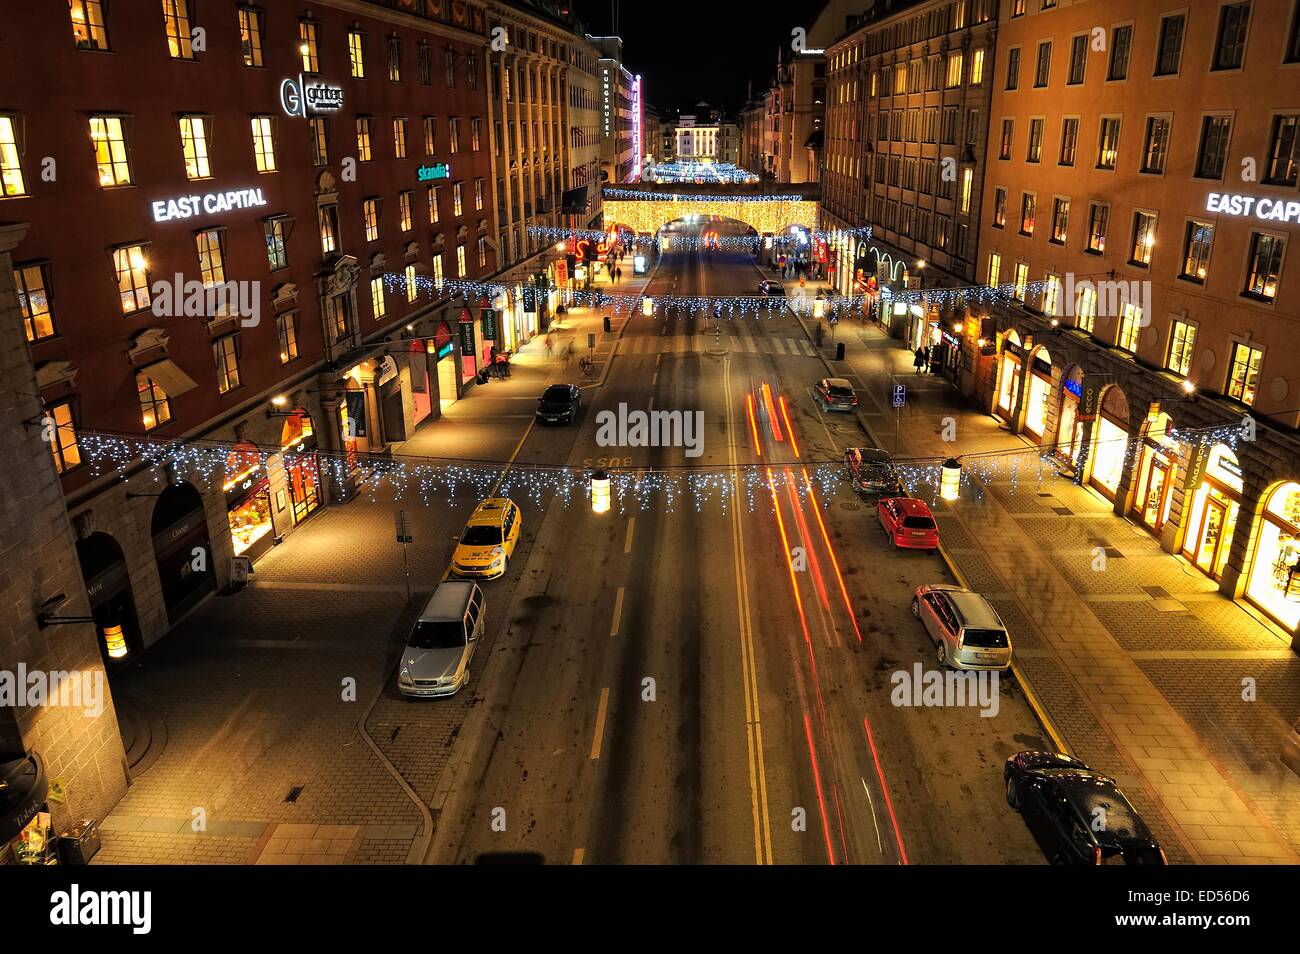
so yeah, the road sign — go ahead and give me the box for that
[892,383,907,408]
[587,332,596,350]
[395,510,414,544]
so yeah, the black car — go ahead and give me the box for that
[758,280,786,297]
[1004,751,1167,865]
[535,384,580,425]
[844,447,904,496]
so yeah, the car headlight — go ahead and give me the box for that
[399,670,413,685]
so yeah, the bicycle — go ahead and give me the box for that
[579,355,596,377]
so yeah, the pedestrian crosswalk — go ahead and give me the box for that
[616,333,817,357]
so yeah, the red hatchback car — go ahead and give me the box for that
[877,497,940,550]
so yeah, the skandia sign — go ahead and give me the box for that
[417,162,451,182]
[151,188,268,222]
[280,74,344,117]
[1206,191,1300,225]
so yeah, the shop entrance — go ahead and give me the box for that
[1023,347,1052,441]
[1245,481,1300,634]
[1056,366,1084,465]
[1181,443,1242,581]
[409,339,432,425]
[281,411,322,525]
[150,482,215,623]
[225,441,274,561]
[1088,386,1130,501]
[1131,412,1177,535]
[996,332,1023,419]
[434,320,458,412]
[76,531,141,663]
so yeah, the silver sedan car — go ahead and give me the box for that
[910,584,1013,670]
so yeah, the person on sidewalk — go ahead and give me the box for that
[564,340,574,367]
[615,266,622,285]
[545,333,554,358]
[913,346,927,375]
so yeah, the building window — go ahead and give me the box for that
[1086,202,1109,254]
[15,262,55,341]
[1226,342,1263,405]
[356,117,373,162]
[1265,114,1299,186]
[239,7,263,67]
[453,182,463,217]
[399,190,413,231]
[310,117,329,166]
[299,20,319,74]
[162,0,194,59]
[1013,262,1029,301]
[1140,116,1171,174]
[1026,118,1043,162]
[1168,320,1196,376]
[1034,41,1051,87]
[277,311,299,363]
[449,118,461,154]
[445,48,456,88]
[1043,274,1061,317]
[213,335,241,394]
[325,295,348,342]
[89,115,132,186]
[1117,303,1142,353]
[1051,197,1069,244]
[456,245,467,277]
[971,48,985,85]
[1288,4,1300,63]
[1096,117,1120,170]
[349,29,365,78]
[1130,211,1157,266]
[1195,115,1232,179]
[1006,47,1020,90]
[46,400,81,474]
[137,370,171,430]
[393,117,408,159]
[993,187,1007,228]
[1180,221,1214,283]
[1067,34,1087,84]
[1075,284,1096,332]
[70,1,110,50]
[467,51,477,90]
[987,251,1001,287]
[363,198,380,242]
[1058,117,1078,166]
[319,203,338,255]
[998,118,1013,160]
[478,236,487,269]
[1243,232,1284,301]
[195,228,225,286]
[371,275,386,319]
[1155,14,1185,76]
[1019,192,1036,236]
[1108,23,1133,80]
[474,178,484,212]
[178,114,212,180]
[1212,2,1251,71]
[428,185,439,224]
[419,41,431,86]
[388,35,402,82]
[471,118,482,152]
[114,244,151,313]
[405,264,418,302]
[432,253,444,286]
[251,115,276,172]
[263,216,289,271]
[424,116,437,155]
[946,51,964,88]
[960,167,973,214]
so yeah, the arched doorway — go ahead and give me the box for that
[433,320,458,412]
[1245,481,1300,633]
[224,440,274,561]
[1023,345,1053,440]
[150,482,214,622]
[996,330,1023,419]
[1088,385,1130,500]
[1181,443,1242,580]
[76,531,141,663]
[1056,364,1084,464]
[281,410,322,524]
[409,338,433,425]
[1130,411,1177,535]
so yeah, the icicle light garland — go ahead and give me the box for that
[525,225,874,250]
[602,189,809,202]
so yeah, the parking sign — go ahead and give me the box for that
[892,383,906,408]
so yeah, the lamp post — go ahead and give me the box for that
[940,457,962,502]
[591,470,611,515]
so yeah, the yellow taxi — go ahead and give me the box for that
[450,498,521,580]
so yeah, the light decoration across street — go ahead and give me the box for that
[603,189,808,202]
[526,225,873,253]
[646,162,759,184]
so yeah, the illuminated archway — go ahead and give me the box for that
[601,194,819,236]
[1245,480,1300,633]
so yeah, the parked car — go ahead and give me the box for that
[1004,751,1168,865]
[910,584,1012,669]
[877,497,939,550]
[398,581,485,698]
[845,447,903,496]
[758,279,786,297]
[536,383,580,425]
[451,498,521,580]
[814,377,858,413]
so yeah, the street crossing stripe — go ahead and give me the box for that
[772,338,788,354]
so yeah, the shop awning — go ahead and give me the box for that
[0,753,47,844]
[141,359,198,398]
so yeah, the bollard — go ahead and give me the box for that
[835,342,845,361]
[603,315,611,333]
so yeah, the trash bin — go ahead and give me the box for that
[835,342,846,361]
[57,819,101,865]
[476,368,490,385]
[602,316,611,333]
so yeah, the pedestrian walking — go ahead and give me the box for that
[615,266,622,284]
[545,333,554,358]
[913,346,927,375]
[564,340,574,367]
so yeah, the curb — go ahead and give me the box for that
[795,311,1073,757]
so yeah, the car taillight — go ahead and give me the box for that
[1092,846,1102,865]
[1158,847,1168,864]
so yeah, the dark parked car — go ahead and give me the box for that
[1004,751,1167,865]
[844,446,903,496]
[758,280,786,297]
[535,384,580,425]
[814,377,858,412]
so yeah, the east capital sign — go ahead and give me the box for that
[280,74,345,118]
[151,187,268,222]
[1206,191,1300,226]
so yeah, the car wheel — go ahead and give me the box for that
[1005,777,1020,810]
[910,596,920,618]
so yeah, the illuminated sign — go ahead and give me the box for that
[417,162,451,182]
[280,74,344,118]
[631,74,642,181]
[1206,191,1300,225]
[151,187,268,222]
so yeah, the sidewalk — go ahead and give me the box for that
[800,300,1300,865]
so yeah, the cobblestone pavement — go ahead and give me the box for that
[806,307,1300,863]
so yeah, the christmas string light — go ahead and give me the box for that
[526,224,874,250]
[603,188,809,202]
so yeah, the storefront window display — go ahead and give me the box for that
[433,321,458,412]
[1246,481,1300,633]
[1131,412,1180,535]
[1181,444,1242,580]
[1024,348,1052,439]
[1056,368,1084,465]
[224,442,274,561]
[996,332,1023,418]
[1088,386,1130,500]
[281,411,321,525]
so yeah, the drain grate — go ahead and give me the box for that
[1052,506,1073,516]
[1143,585,1171,599]
[284,785,305,803]
[1104,547,1125,559]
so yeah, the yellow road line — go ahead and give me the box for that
[571,847,585,865]
[624,517,636,554]
[609,586,625,637]
[590,688,610,760]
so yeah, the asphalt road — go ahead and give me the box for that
[424,220,1049,865]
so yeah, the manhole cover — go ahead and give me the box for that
[839,501,862,512]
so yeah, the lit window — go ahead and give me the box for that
[299,20,319,73]
[424,116,437,155]
[1050,197,1069,244]
[1226,342,1263,405]
[1117,303,1142,353]
[277,311,299,363]
[89,115,132,186]
[15,263,56,341]
[70,1,110,51]
[311,118,329,166]
[1042,274,1061,317]
[1180,221,1214,283]
[213,335,241,394]
[478,237,487,268]
[264,216,289,271]
[114,244,151,313]
[1086,203,1109,253]
[319,204,338,255]
[162,0,194,60]
[195,229,225,286]
[356,118,373,162]
[986,251,1000,287]
[251,116,276,172]
[1074,284,1096,333]
[456,245,466,277]
[970,48,984,85]
[1130,211,1157,266]
[428,185,439,224]
[393,118,408,159]
[46,401,81,474]
[179,114,212,180]
[432,254,444,286]
[1244,232,1284,301]
[1168,320,1196,376]
[349,30,365,78]
[1013,262,1028,301]
[1096,117,1120,170]
[0,115,27,197]
[388,35,402,82]
[449,118,460,154]
[363,198,380,242]
[474,178,484,212]
[399,191,413,232]
[453,182,463,217]
[371,276,386,319]
[137,369,171,430]
[405,264,418,302]
[239,7,263,67]
[472,118,482,151]
[1019,192,1035,236]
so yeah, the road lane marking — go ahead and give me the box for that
[624,517,636,554]
[572,848,585,865]
[647,396,655,412]
[590,688,610,760]
[860,778,884,855]
[610,586,625,637]
[651,371,658,385]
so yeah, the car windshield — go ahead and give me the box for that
[901,516,935,529]
[961,628,1008,648]
[828,385,854,398]
[408,620,465,649]
[461,526,502,546]
[542,387,570,402]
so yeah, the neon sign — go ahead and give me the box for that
[1206,191,1300,225]
[417,162,451,182]
[151,187,268,222]
[280,74,344,118]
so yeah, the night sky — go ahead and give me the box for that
[572,0,804,116]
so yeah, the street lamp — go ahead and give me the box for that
[591,470,611,515]
[940,457,962,501]
[642,296,654,317]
